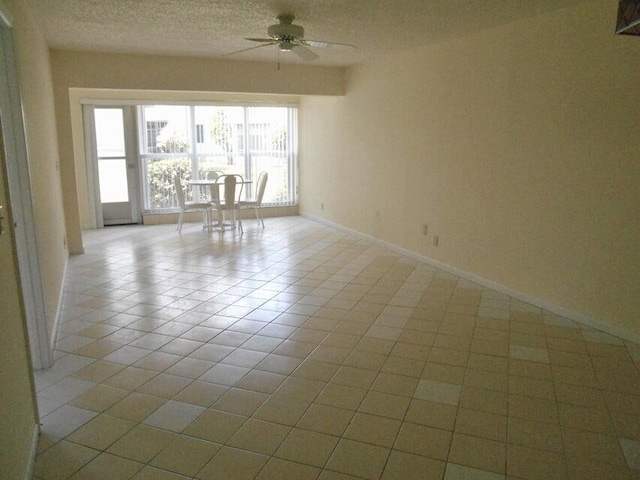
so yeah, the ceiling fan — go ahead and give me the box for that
[224,14,357,62]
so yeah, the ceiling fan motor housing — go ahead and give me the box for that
[268,22,304,41]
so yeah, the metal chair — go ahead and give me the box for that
[239,171,268,228]
[210,174,244,233]
[174,175,211,233]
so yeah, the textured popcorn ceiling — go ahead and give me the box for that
[29,0,588,66]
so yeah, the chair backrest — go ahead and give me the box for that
[174,175,185,208]
[223,175,236,206]
[207,171,220,202]
[255,172,269,206]
[214,174,244,208]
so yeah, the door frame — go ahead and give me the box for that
[83,104,141,227]
[0,5,51,369]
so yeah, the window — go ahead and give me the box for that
[139,104,297,211]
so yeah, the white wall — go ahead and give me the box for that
[300,0,640,337]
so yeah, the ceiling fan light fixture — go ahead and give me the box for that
[279,41,294,52]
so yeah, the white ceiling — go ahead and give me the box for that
[29,0,589,67]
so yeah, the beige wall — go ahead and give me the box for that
[300,0,640,337]
[50,50,344,252]
[4,0,67,342]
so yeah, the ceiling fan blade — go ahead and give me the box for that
[222,42,276,57]
[303,39,358,49]
[245,37,275,43]
[291,44,319,61]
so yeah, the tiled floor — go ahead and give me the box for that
[33,216,640,479]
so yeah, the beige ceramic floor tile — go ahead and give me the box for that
[448,433,506,474]
[69,384,129,412]
[297,403,355,436]
[197,446,268,480]
[165,358,216,379]
[394,422,452,460]
[107,424,176,463]
[443,462,505,480]
[275,428,340,467]
[507,444,567,480]
[455,408,507,442]
[72,340,123,359]
[459,386,507,416]
[253,395,311,426]
[67,414,136,450]
[507,416,564,452]
[72,361,125,383]
[316,383,367,410]
[133,351,183,372]
[255,458,321,480]
[103,367,158,390]
[227,418,291,455]
[358,390,411,420]
[150,436,220,477]
[235,369,287,394]
[212,388,269,416]
[68,452,143,480]
[132,466,191,480]
[508,395,559,424]
[136,373,192,398]
[326,439,390,480]
[292,359,340,382]
[414,379,461,406]
[344,412,401,447]
[105,392,167,422]
[562,427,627,467]
[381,450,446,480]
[171,380,228,407]
[331,365,378,389]
[273,376,326,402]
[183,409,247,443]
[405,398,458,430]
[557,403,616,435]
[34,440,99,480]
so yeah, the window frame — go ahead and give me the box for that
[137,102,298,212]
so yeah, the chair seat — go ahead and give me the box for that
[239,198,257,206]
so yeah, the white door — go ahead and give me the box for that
[90,106,140,226]
[0,120,29,353]
[0,15,50,369]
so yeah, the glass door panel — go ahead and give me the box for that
[93,107,139,225]
[98,159,129,203]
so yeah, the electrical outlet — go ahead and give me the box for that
[321,202,324,210]
[422,224,428,235]
[433,235,439,247]
[375,210,380,219]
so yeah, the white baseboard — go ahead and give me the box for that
[47,257,69,368]
[25,423,39,480]
[301,213,639,345]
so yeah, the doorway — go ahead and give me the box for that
[84,105,141,226]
